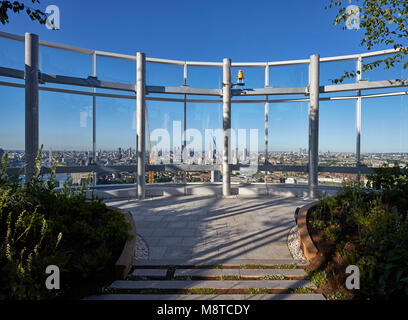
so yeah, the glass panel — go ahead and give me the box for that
[95,97,136,185]
[188,102,221,165]
[186,66,222,89]
[268,64,308,88]
[232,102,263,166]
[268,102,308,163]
[231,67,264,89]
[318,172,357,186]
[320,59,357,85]
[147,63,184,87]
[95,97,136,160]
[0,37,24,70]
[361,95,408,167]
[39,46,92,78]
[147,101,183,164]
[96,56,135,84]
[39,91,93,166]
[362,54,408,82]
[319,100,356,166]
[0,86,25,167]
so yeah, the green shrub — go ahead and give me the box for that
[323,225,340,241]
[0,148,131,299]
[326,291,352,300]
[312,163,408,299]
[308,270,328,287]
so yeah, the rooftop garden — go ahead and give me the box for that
[307,163,408,299]
[0,147,132,300]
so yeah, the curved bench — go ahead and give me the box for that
[113,210,137,280]
[296,201,319,261]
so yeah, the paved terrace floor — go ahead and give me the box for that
[107,195,313,265]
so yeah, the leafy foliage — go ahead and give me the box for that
[0,147,131,299]
[0,0,46,24]
[313,163,408,299]
[326,0,408,83]
[308,270,328,287]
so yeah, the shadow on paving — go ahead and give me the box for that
[107,195,312,264]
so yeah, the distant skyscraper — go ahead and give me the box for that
[0,148,4,160]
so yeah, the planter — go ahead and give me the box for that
[296,201,319,261]
[113,210,137,280]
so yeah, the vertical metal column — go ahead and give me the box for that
[92,52,97,186]
[183,63,187,185]
[264,64,269,191]
[356,56,362,177]
[308,54,320,198]
[265,64,269,163]
[182,63,187,162]
[136,52,146,199]
[92,52,97,163]
[222,58,232,196]
[25,33,39,182]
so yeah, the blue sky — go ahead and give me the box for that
[0,0,407,153]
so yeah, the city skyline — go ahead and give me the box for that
[0,0,407,154]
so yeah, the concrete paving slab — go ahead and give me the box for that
[107,195,313,264]
[109,280,316,290]
[148,247,167,259]
[157,237,184,246]
[174,269,241,278]
[172,268,307,278]
[238,269,307,277]
[84,293,325,300]
[84,294,247,300]
[164,247,191,259]
[245,294,326,300]
[130,269,168,277]
[133,258,305,267]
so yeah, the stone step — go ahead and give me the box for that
[84,293,325,300]
[108,280,316,292]
[129,269,168,278]
[133,258,307,267]
[245,293,325,300]
[174,268,307,279]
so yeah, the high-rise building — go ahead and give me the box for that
[0,148,4,160]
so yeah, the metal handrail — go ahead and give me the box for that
[0,30,402,67]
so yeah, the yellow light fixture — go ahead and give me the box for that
[237,70,245,86]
